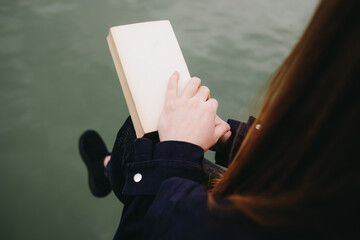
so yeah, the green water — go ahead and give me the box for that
[0,0,317,239]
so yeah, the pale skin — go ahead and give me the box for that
[104,71,231,167]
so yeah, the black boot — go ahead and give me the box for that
[79,130,111,197]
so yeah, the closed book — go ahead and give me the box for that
[107,20,191,137]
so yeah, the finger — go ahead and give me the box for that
[195,86,210,101]
[181,77,201,98]
[165,71,179,101]
[218,128,231,144]
[206,98,219,112]
[214,122,231,141]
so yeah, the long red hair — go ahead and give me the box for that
[211,0,360,237]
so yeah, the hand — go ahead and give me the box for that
[210,115,232,151]
[158,71,230,151]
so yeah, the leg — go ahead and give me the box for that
[108,116,137,203]
[79,116,137,201]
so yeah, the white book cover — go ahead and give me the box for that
[107,20,191,137]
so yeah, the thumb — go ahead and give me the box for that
[165,71,179,101]
[214,122,230,141]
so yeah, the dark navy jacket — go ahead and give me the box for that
[114,117,272,240]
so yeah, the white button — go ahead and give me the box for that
[255,124,261,130]
[133,173,142,183]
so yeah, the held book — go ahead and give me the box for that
[107,20,191,138]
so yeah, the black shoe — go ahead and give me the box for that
[79,130,111,197]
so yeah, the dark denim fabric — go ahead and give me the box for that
[215,116,255,167]
[107,116,136,202]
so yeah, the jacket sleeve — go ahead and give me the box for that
[114,138,205,240]
[215,116,256,168]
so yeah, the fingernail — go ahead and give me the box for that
[172,71,179,78]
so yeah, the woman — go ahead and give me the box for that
[79,0,360,239]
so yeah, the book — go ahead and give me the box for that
[107,20,191,138]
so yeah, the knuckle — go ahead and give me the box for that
[201,86,210,93]
[210,98,218,108]
[191,77,201,85]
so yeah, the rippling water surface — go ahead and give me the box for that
[0,0,317,238]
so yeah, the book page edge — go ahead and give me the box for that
[107,31,145,138]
